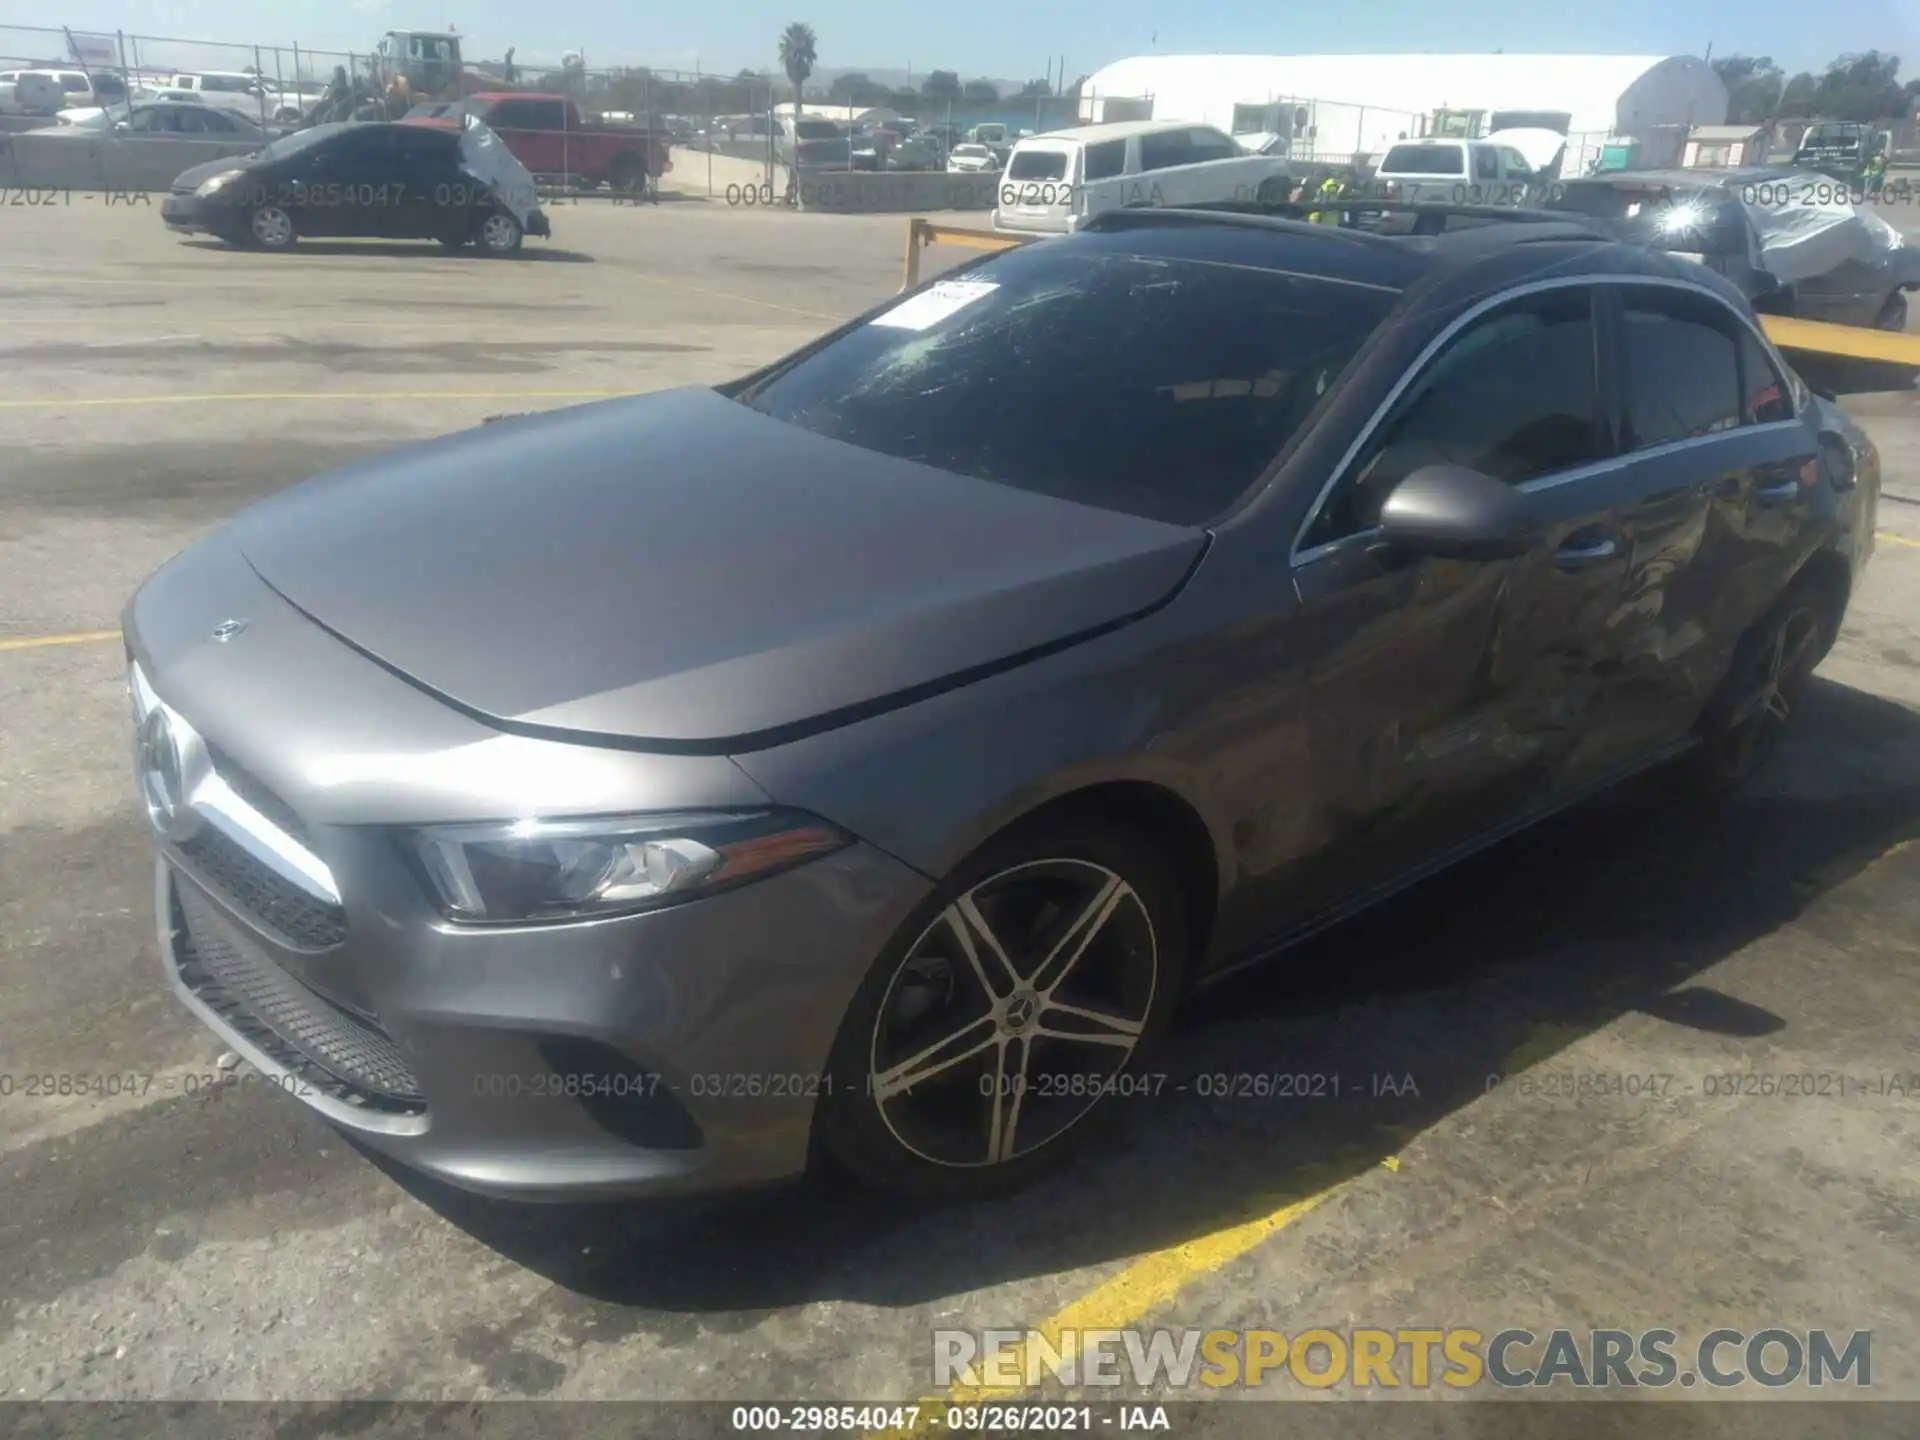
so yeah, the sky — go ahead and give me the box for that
[3,0,1917,86]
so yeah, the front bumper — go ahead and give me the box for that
[160,192,218,234]
[150,831,925,1201]
[525,205,551,238]
[126,535,932,1200]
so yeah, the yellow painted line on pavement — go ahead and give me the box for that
[0,629,120,653]
[869,1181,1355,1437]
[1878,530,1920,549]
[0,389,632,410]
[620,270,844,322]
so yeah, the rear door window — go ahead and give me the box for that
[1473,146,1500,180]
[1084,139,1126,179]
[486,99,535,129]
[1618,288,1746,447]
[526,100,568,130]
[738,240,1399,525]
[1380,143,1464,176]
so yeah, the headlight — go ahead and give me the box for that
[195,169,245,197]
[409,809,851,925]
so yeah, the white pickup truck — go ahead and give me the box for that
[168,71,306,122]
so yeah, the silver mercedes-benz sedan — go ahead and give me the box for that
[125,207,1873,1203]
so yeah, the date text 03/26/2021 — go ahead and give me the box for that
[728,1404,1170,1433]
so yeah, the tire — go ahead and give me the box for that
[1875,291,1908,332]
[816,816,1188,1200]
[1256,175,1288,206]
[473,208,523,256]
[607,152,647,195]
[245,204,296,251]
[1688,576,1838,793]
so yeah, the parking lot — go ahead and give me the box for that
[3,198,1920,1419]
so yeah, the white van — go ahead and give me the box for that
[12,69,118,115]
[992,121,1294,236]
[1370,138,1539,205]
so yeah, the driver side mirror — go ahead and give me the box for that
[1377,464,1537,561]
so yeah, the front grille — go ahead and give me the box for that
[204,744,316,851]
[172,878,427,1114]
[173,823,347,951]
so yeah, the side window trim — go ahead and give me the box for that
[1291,273,1796,567]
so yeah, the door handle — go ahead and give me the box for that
[1554,536,1619,571]
[1753,479,1800,506]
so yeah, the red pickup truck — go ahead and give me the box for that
[424,94,672,193]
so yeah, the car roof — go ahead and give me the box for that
[1075,206,1752,308]
[1566,167,1793,189]
[1016,119,1225,147]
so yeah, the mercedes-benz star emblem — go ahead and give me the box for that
[1003,992,1038,1033]
[135,708,200,842]
[210,618,249,643]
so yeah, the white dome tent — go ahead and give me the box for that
[1076,54,1728,168]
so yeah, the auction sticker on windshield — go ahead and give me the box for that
[872,280,999,331]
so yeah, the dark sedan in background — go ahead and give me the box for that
[124,206,1877,1204]
[162,120,550,255]
[1545,167,1920,330]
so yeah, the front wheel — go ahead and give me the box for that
[1875,291,1908,332]
[1256,175,1288,205]
[473,209,524,256]
[246,204,296,250]
[816,818,1188,1199]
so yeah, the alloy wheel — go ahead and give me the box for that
[479,212,521,253]
[250,206,293,248]
[868,858,1158,1169]
[1720,602,1823,776]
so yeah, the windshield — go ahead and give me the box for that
[736,237,1398,525]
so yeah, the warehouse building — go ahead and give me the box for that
[1075,53,1728,166]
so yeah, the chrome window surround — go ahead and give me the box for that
[1290,272,1808,569]
[129,661,341,906]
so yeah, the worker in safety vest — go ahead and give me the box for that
[1305,173,1351,224]
[1308,173,1344,225]
[1861,149,1888,199]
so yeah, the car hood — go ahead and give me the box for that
[172,154,259,189]
[228,387,1207,751]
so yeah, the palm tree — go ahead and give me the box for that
[778,22,817,119]
[776,23,818,203]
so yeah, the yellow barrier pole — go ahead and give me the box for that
[901,218,925,292]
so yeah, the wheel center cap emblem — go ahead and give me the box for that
[1003,992,1038,1033]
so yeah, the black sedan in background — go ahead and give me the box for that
[1544,168,1920,330]
[162,121,550,255]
